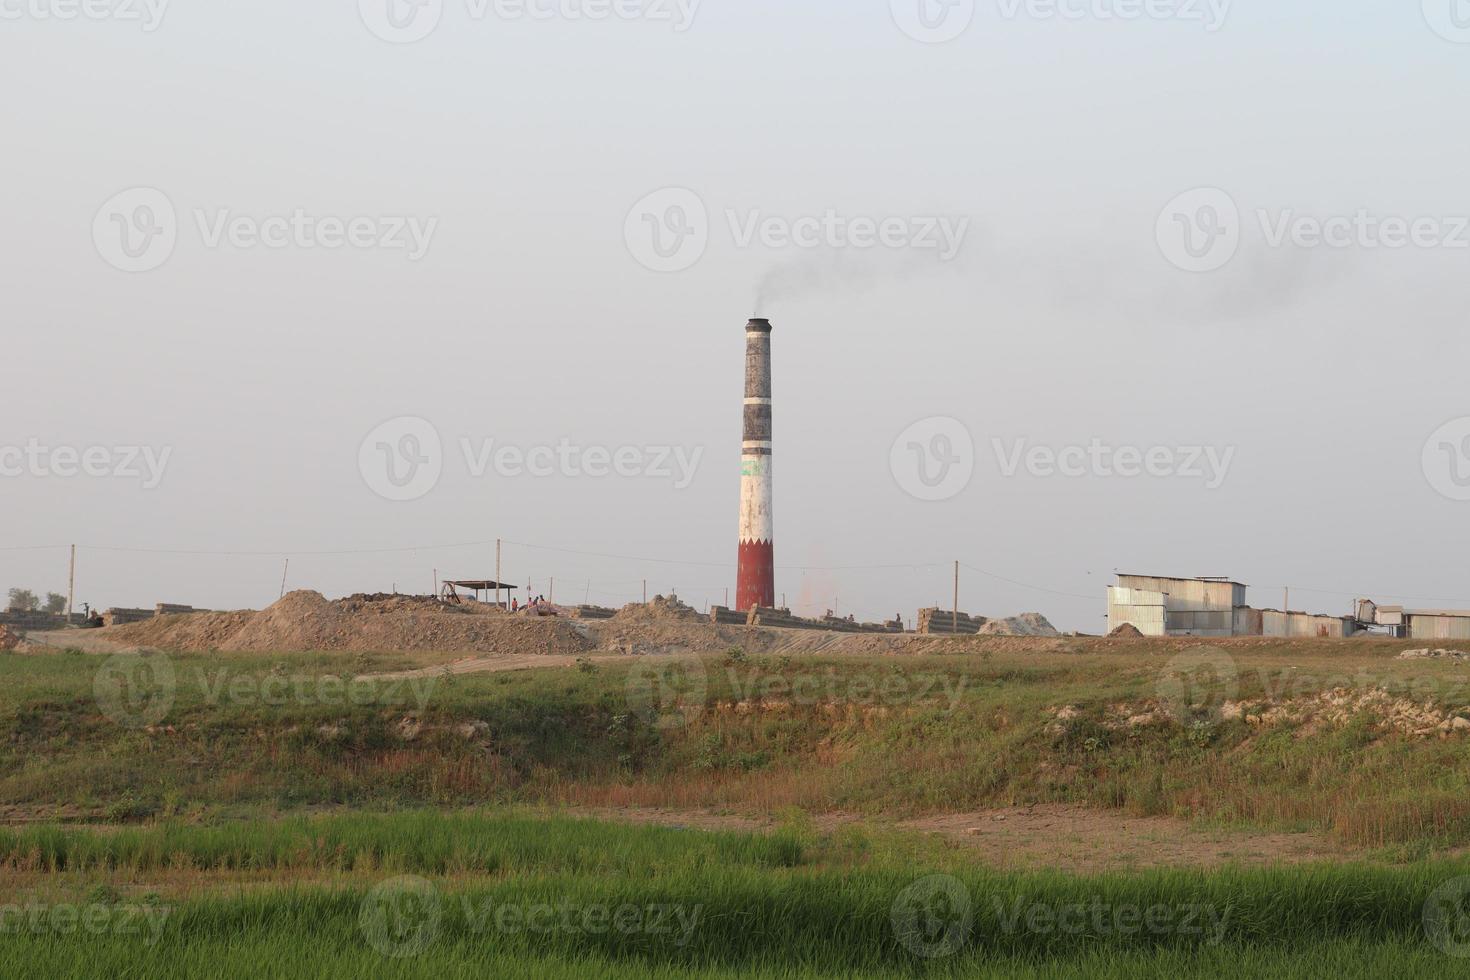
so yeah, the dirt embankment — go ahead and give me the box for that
[102,592,596,657]
[90,591,1079,658]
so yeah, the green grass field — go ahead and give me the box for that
[7,640,1470,975]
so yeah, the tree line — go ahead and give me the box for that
[6,589,68,615]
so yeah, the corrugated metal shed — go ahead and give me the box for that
[1107,586,1166,636]
[1114,575,1246,611]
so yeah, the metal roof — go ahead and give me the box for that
[1115,573,1249,588]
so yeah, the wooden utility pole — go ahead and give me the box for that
[549,577,555,604]
[1283,587,1289,612]
[67,545,76,622]
[643,580,647,605]
[495,540,502,610]
[953,561,960,635]
[279,559,289,599]
[584,581,590,605]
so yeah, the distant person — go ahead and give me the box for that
[512,598,519,612]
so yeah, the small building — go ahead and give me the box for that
[1108,574,1246,637]
[1390,608,1470,641]
[1108,574,1358,638]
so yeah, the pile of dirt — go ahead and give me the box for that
[978,613,1060,637]
[610,595,706,625]
[103,591,595,656]
[1107,623,1145,639]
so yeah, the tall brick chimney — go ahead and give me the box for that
[737,318,775,611]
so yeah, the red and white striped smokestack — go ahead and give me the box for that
[736,317,775,611]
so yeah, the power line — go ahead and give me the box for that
[959,563,1097,601]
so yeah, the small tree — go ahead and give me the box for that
[6,589,38,613]
[44,593,67,615]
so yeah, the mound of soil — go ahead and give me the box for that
[978,613,1060,637]
[1108,623,1145,638]
[103,591,595,656]
[610,595,706,625]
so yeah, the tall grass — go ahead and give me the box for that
[8,642,1470,847]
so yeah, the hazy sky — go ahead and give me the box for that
[5,1,1470,631]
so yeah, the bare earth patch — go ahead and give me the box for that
[574,804,1341,872]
